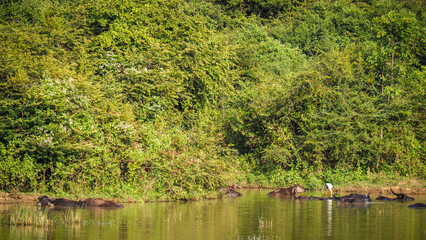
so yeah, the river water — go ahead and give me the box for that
[0,189,425,240]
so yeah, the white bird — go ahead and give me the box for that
[325,183,333,198]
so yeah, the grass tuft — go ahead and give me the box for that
[1,205,84,227]
[5,205,50,227]
[61,208,83,224]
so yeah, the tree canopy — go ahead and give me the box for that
[0,0,424,200]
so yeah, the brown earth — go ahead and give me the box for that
[0,192,40,204]
[339,186,426,195]
[336,179,426,195]
[0,192,126,205]
[1,183,425,204]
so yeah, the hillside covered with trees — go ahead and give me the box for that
[1,0,424,200]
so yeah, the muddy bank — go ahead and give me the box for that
[0,192,126,205]
[339,186,426,195]
[1,184,425,204]
[0,192,39,204]
[253,186,426,195]
[337,179,426,195]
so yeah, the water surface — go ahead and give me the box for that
[1,190,425,240]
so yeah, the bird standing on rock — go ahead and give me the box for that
[325,183,333,198]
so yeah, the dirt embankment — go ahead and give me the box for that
[1,182,425,204]
[0,192,127,205]
[337,179,426,195]
[0,192,40,204]
[341,186,426,195]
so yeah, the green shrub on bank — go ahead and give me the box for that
[0,0,424,199]
[223,0,425,177]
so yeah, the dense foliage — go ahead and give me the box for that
[0,0,424,200]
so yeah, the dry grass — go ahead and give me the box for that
[1,204,84,227]
[61,208,83,224]
[258,215,273,230]
[3,205,50,227]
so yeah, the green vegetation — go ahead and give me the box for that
[60,208,83,224]
[2,205,50,226]
[0,0,424,200]
[1,204,83,226]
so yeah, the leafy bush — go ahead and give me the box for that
[0,0,424,199]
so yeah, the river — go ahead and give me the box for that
[0,189,425,239]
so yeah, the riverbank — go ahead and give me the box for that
[329,179,426,195]
[0,192,128,204]
[1,178,425,204]
[252,178,426,195]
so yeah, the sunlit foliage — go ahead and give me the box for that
[0,0,424,199]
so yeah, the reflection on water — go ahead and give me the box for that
[1,190,425,240]
[326,199,332,237]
